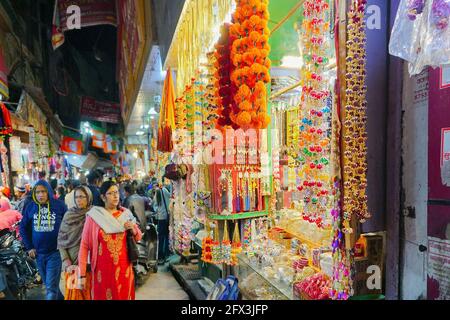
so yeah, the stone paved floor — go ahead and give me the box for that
[136,261,189,300]
[26,255,189,300]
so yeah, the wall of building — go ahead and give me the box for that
[151,0,186,66]
[400,68,428,300]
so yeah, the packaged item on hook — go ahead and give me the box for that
[421,0,450,68]
[389,0,427,63]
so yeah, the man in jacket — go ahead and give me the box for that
[87,171,103,206]
[153,181,172,264]
[19,180,67,300]
[123,184,146,232]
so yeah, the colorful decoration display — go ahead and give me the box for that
[157,67,176,153]
[214,24,236,130]
[342,0,370,225]
[297,0,333,228]
[229,0,271,129]
[0,103,12,137]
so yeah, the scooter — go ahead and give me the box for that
[130,207,159,286]
[0,223,37,300]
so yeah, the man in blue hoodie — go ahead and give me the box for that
[20,180,67,300]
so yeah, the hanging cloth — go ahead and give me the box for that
[157,67,176,153]
[0,103,13,136]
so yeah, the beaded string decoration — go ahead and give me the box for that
[222,221,232,265]
[342,0,370,227]
[211,222,222,264]
[297,0,333,228]
[201,220,213,263]
[242,219,252,253]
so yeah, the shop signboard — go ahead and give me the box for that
[56,0,117,32]
[428,68,450,300]
[80,96,120,124]
[441,128,450,186]
[440,65,450,89]
[116,0,150,123]
[52,0,117,49]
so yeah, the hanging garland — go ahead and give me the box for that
[214,23,236,130]
[342,0,370,227]
[0,103,13,137]
[297,0,333,228]
[229,0,271,129]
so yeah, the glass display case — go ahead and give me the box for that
[235,253,293,300]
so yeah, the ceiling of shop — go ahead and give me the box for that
[268,0,303,66]
[125,45,164,138]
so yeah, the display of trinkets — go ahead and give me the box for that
[201,221,213,263]
[342,0,370,224]
[231,221,242,265]
[211,223,222,264]
[221,221,232,264]
[297,0,334,228]
[214,164,265,214]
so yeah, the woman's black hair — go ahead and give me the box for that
[57,186,65,195]
[100,180,118,196]
[99,181,120,209]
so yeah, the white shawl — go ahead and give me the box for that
[86,206,136,234]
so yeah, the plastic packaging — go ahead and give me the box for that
[389,0,427,63]
[421,0,450,68]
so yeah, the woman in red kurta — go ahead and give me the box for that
[78,181,142,300]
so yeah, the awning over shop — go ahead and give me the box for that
[65,152,114,170]
[14,86,63,147]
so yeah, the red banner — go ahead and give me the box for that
[57,0,117,32]
[80,96,121,124]
[61,136,82,155]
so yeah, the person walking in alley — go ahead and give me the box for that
[153,181,172,264]
[57,186,93,300]
[87,171,103,207]
[19,180,67,300]
[14,186,28,213]
[77,181,142,300]
[123,184,146,232]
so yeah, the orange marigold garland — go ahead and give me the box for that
[230,0,271,129]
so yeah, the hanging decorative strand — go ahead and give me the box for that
[342,0,370,228]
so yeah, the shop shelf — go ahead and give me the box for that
[236,253,294,300]
[281,227,327,249]
[208,211,268,220]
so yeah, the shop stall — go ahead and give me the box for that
[161,0,380,300]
